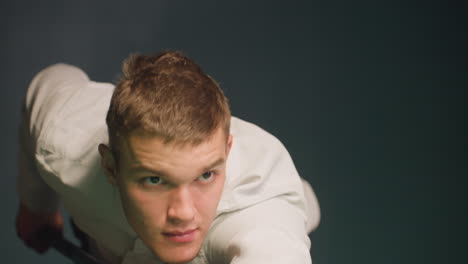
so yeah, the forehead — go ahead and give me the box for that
[118,128,227,175]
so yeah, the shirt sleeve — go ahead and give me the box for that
[16,64,89,213]
[204,197,312,264]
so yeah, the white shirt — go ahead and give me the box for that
[17,64,320,263]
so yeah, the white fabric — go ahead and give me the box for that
[17,64,320,264]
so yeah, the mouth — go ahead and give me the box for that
[162,228,198,243]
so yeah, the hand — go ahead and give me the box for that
[16,201,63,254]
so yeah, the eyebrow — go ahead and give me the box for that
[200,157,226,173]
[129,166,166,177]
[130,157,226,178]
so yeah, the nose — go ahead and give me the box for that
[167,186,195,224]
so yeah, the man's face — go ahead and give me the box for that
[107,128,232,264]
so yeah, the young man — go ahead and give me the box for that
[16,52,320,263]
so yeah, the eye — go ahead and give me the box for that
[143,176,165,186]
[197,171,214,182]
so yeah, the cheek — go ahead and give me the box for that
[198,177,225,217]
[117,183,165,228]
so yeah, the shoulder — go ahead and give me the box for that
[30,64,113,181]
[230,116,286,154]
[25,63,91,125]
[228,116,294,174]
[29,63,89,91]
[220,117,305,213]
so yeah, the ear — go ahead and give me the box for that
[226,134,233,157]
[98,144,118,185]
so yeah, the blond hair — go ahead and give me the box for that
[106,51,231,155]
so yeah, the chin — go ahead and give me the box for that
[151,242,201,264]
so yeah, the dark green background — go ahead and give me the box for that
[1,0,466,263]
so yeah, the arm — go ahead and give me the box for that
[205,197,312,264]
[15,66,72,253]
[205,117,319,263]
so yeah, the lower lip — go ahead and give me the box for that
[163,229,197,243]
